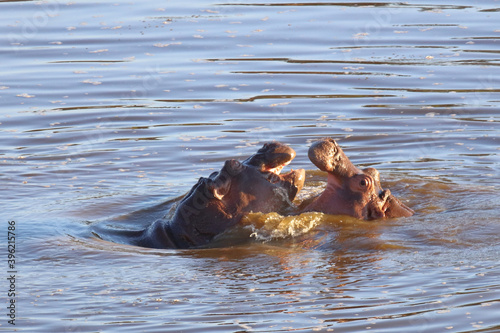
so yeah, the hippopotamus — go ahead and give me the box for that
[301,138,414,219]
[132,142,305,249]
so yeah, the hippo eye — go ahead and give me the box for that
[360,179,367,187]
[226,159,244,175]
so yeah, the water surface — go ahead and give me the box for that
[1,0,499,332]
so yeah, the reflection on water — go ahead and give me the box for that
[1,0,499,332]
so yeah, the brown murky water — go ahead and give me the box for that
[1,0,499,332]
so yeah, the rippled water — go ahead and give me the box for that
[1,0,499,332]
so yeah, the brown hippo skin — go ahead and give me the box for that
[134,142,305,249]
[302,138,414,220]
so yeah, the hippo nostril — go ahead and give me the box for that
[379,189,391,200]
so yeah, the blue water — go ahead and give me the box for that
[1,0,499,332]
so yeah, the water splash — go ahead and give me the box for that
[242,211,324,242]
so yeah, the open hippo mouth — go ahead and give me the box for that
[244,142,305,201]
[264,159,290,176]
[265,161,304,201]
[306,138,414,219]
[380,189,415,218]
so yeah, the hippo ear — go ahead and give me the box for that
[362,168,380,183]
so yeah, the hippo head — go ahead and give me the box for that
[242,142,305,201]
[171,142,305,247]
[304,138,414,220]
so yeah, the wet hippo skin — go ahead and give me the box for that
[301,138,414,220]
[133,142,305,249]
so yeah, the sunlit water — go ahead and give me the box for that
[1,0,499,332]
